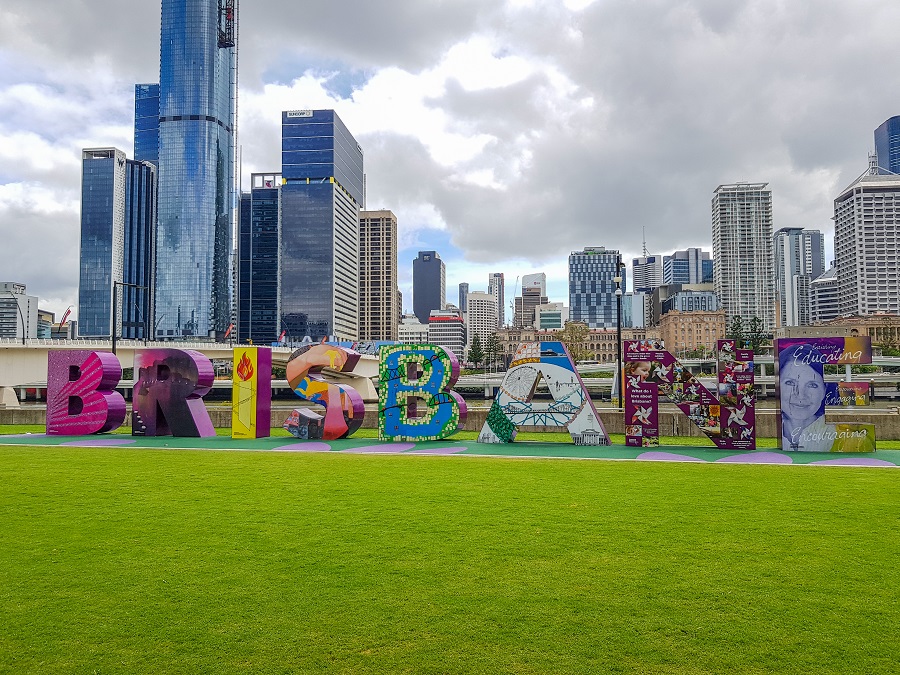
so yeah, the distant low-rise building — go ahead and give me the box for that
[427,307,466,361]
[534,303,568,330]
[0,282,39,340]
[495,325,647,364]
[657,310,727,355]
[398,314,429,344]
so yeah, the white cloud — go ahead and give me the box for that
[2,0,900,312]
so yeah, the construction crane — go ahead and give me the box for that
[509,275,520,328]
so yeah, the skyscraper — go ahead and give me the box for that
[281,109,364,341]
[154,0,237,339]
[359,209,399,341]
[78,148,156,339]
[810,266,839,324]
[521,272,546,295]
[123,158,157,339]
[237,173,281,345]
[631,255,663,292]
[711,183,775,330]
[662,248,713,285]
[466,291,498,349]
[413,251,445,324]
[78,148,126,338]
[773,227,824,327]
[568,247,624,329]
[488,272,505,327]
[514,287,549,328]
[458,283,469,314]
[834,172,900,316]
[133,83,160,167]
[875,116,900,175]
[513,272,547,327]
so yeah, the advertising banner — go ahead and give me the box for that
[775,337,876,452]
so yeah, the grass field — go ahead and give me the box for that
[1,445,899,673]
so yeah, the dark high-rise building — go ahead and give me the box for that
[154,0,237,339]
[875,116,900,175]
[78,148,156,339]
[134,83,160,167]
[237,173,281,345]
[568,247,625,329]
[458,283,469,313]
[123,159,157,339]
[281,109,363,340]
[413,251,445,324]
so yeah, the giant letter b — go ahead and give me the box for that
[46,350,126,435]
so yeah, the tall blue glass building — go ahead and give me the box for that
[154,0,237,338]
[79,148,126,338]
[238,173,281,344]
[78,148,157,339]
[134,83,160,167]
[875,116,900,175]
[281,109,364,341]
[568,247,625,329]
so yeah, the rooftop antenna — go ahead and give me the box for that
[642,227,648,257]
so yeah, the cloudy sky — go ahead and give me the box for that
[2,0,898,320]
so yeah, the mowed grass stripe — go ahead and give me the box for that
[1,446,899,674]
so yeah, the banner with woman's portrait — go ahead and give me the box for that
[774,337,876,452]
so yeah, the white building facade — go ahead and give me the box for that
[712,183,775,330]
[773,227,825,327]
[466,291,499,349]
[834,173,900,317]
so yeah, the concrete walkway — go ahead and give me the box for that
[1,433,898,467]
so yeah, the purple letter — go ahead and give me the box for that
[132,349,215,437]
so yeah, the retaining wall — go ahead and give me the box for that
[5,405,900,440]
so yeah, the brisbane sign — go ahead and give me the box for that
[45,337,876,453]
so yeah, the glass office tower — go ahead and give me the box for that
[237,174,281,345]
[568,247,625,329]
[281,109,364,341]
[875,116,900,175]
[78,149,157,339]
[123,159,157,339]
[155,0,237,338]
[134,83,160,167]
[78,148,126,338]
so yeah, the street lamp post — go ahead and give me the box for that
[614,256,625,409]
[111,281,148,355]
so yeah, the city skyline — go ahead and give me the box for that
[4,1,900,317]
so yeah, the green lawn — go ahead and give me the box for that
[1,446,899,673]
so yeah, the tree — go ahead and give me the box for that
[746,315,768,352]
[726,315,745,347]
[468,334,485,369]
[555,321,592,362]
[485,332,502,370]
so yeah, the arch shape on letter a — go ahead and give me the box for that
[478,341,610,445]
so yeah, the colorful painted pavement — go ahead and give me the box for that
[0,433,898,467]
